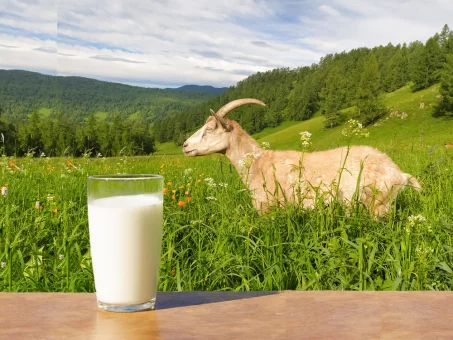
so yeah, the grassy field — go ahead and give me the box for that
[1,84,453,293]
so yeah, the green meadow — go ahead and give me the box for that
[1,83,452,293]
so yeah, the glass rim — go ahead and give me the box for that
[88,174,163,181]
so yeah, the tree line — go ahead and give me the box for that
[0,109,155,157]
[1,25,453,155]
[155,24,453,144]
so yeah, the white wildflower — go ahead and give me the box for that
[299,131,312,149]
[97,153,102,158]
[35,201,40,209]
[218,182,228,188]
[40,152,46,158]
[238,152,259,171]
[204,178,217,187]
[342,119,370,138]
[408,214,427,226]
[58,254,64,261]
[1,186,7,197]
[287,173,298,187]
[406,214,428,233]
[261,142,270,149]
[184,168,194,176]
[205,196,217,201]
[1,262,6,269]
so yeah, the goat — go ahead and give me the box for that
[183,99,421,217]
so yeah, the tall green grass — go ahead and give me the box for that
[0,145,452,292]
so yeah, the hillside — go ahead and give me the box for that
[0,69,214,123]
[154,83,452,155]
[170,85,228,95]
[155,24,453,145]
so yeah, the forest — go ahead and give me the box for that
[0,25,453,156]
[155,24,453,145]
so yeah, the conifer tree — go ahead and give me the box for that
[356,55,387,125]
[433,54,453,117]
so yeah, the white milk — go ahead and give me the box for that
[88,195,163,305]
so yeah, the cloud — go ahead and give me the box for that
[318,5,340,17]
[190,50,223,59]
[0,44,18,48]
[0,0,452,87]
[90,55,147,64]
[34,47,57,53]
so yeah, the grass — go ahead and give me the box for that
[155,142,182,155]
[0,143,452,292]
[1,83,452,293]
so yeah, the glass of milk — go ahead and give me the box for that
[87,174,164,312]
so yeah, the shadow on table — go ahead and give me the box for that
[155,291,279,310]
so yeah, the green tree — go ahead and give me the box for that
[356,55,387,125]
[321,66,346,128]
[433,54,453,117]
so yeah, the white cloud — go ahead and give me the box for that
[0,0,452,87]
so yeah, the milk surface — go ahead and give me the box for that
[88,195,163,305]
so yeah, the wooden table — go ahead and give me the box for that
[1,291,452,339]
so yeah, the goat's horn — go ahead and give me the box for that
[210,109,229,130]
[216,98,266,118]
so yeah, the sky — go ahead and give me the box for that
[0,0,452,88]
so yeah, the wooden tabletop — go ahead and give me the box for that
[1,291,452,339]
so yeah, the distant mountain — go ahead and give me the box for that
[0,69,215,123]
[171,85,228,95]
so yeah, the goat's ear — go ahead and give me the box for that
[210,109,231,131]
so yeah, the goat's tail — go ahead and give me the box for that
[403,173,422,191]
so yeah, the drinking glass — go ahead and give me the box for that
[87,174,164,312]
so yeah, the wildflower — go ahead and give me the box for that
[167,182,173,186]
[8,160,14,167]
[179,185,185,189]
[205,196,217,201]
[35,201,40,209]
[97,153,102,158]
[204,178,217,187]
[197,179,202,183]
[66,160,71,166]
[261,141,271,149]
[172,189,177,194]
[58,254,64,261]
[218,182,228,188]
[184,168,193,176]
[163,188,169,194]
[170,268,176,275]
[171,195,176,200]
[406,214,428,233]
[47,195,55,201]
[186,197,192,203]
[47,167,51,171]
[1,262,5,269]
[40,152,46,158]
[39,205,43,210]
[177,201,185,207]
[187,183,191,187]
[341,119,370,138]
[13,167,18,172]
[299,131,312,139]
[53,208,58,214]
[420,181,424,185]
[1,186,7,197]
[185,191,190,195]
[238,153,259,171]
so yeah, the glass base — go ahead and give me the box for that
[97,298,156,312]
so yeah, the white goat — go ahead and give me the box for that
[183,99,421,216]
